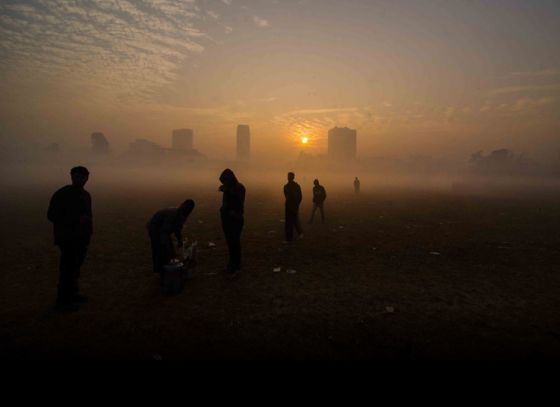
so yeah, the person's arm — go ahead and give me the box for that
[297,185,302,205]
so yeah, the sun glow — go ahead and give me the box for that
[301,136,309,144]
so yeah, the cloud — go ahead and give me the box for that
[509,69,560,78]
[253,16,270,28]
[486,84,560,96]
[207,10,220,20]
[0,0,220,104]
[512,96,556,112]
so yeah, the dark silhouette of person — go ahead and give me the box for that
[47,166,92,312]
[219,169,245,279]
[354,177,361,194]
[309,179,327,224]
[284,172,303,241]
[147,200,195,284]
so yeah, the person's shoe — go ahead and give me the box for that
[54,302,80,313]
[73,294,89,304]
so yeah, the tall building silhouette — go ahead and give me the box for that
[172,129,193,150]
[91,132,109,154]
[236,125,250,161]
[328,127,357,161]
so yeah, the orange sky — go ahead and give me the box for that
[1,0,559,161]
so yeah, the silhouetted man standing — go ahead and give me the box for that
[47,166,92,312]
[219,169,245,279]
[354,177,361,194]
[309,179,327,224]
[284,172,303,241]
[147,200,195,282]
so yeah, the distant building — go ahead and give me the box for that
[172,129,193,150]
[328,127,357,161]
[129,138,164,155]
[91,132,110,154]
[236,125,251,161]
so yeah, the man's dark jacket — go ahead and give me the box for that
[47,185,92,245]
[147,208,185,244]
[312,185,327,204]
[284,181,302,212]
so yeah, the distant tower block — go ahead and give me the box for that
[91,132,109,154]
[328,127,357,161]
[172,129,193,150]
[237,124,251,161]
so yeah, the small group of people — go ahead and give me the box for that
[282,172,327,242]
[47,166,360,312]
[282,173,361,241]
[146,168,245,285]
[47,166,245,312]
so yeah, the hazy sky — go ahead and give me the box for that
[1,0,559,160]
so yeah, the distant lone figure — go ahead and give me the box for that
[309,179,327,224]
[284,172,303,241]
[147,200,195,283]
[47,166,92,313]
[219,168,246,279]
[354,177,360,194]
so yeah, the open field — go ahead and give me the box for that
[1,178,560,360]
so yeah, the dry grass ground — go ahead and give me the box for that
[1,181,560,360]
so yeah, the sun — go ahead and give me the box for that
[301,136,309,144]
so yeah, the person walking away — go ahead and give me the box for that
[284,172,303,241]
[147,200,195,284]
[47,166,92,313]
[354,177,361,194]
[219,169,246,279]
[309,179,327,224]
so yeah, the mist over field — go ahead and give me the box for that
[2,0,560,360]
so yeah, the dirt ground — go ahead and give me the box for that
[1,180,560,360]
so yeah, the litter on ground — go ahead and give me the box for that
[273,267,282,273]
[208,242,216,248]
[286,269,297,274]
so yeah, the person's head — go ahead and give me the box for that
[219,168,238,187]
[313,179,319,186]
[70,166,89,188]
[178,199,195,218]
[287,172,295,182]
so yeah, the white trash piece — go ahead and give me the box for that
[273,267,282,273]
[183,241,198,262]
[286,269,297,274]
[208,242,216,248]
[429,251,441,256]
[385,306,395,313]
